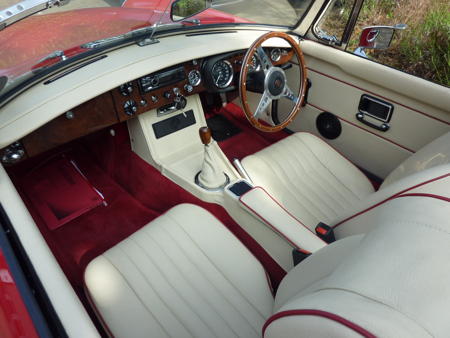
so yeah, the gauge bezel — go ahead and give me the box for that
[212,59,234,89]
[188,69,202,87]
[248,55,261,72]
[270,48,282,62]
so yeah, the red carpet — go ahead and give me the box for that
[211,103,289,160]
[9,106,289,322]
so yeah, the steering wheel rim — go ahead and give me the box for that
[239,31,308,133]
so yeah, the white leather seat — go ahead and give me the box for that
[85,204,273,338]
[85,198,450,337]
[241,131,450,235]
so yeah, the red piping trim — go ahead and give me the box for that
[84,285,115,338]
[397,193,450,202]
[262,309,376,337]
[239,187,327,251]
[307,102,415,153]
[333,173,450,228]
[307,67,450,126]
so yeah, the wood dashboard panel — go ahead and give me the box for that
[112,61,205,122]
[22,93,119,157]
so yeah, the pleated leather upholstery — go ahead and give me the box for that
[241,133,375,230]
[85,204,274,338]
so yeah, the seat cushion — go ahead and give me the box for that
[266,196,450,338]
[85,204,274,338]
[241,132,375,231]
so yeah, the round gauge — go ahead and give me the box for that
[212,60,234,89]
[248,55,260,72]
[270,48,282,62]
[188,70,202,87]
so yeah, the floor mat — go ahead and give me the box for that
[19,156,105,230]
[206,114,241,141]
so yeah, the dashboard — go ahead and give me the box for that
[1,47,293,164]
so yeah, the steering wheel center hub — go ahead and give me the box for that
[266,68,286,98]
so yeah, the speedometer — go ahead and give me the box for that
[212,60,234,89]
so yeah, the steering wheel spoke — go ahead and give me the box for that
[254,90,272,119]
[239,31,307,132]
[282,84,299,104]
[255,47,273,74]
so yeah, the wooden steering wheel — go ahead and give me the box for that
[239,32,308,132]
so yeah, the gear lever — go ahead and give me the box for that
[195,126,229,190]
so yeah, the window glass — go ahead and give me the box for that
[348,0,449,87]
[314,0,354,44]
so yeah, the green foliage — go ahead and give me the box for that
[399,5,449,86]
[350,0,449,87]
[173,0,206,18]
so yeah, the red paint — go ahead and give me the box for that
[333,173,450,228]
[0,4,250,79]
[262,309,376,337]
[307,102,415,153]
[0,248,39,338]
[397,193,450,202]
[307,67,450,126]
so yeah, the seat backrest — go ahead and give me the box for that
[265,195,450,338]
[381,131,450,188]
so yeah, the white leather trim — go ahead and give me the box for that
[239,187,326,253]
[382,132,450,187]
[241,132,375,230]
[333,165,450,238]
[0,165,99,337]
[272,197,450,337]
[85,204,274,338]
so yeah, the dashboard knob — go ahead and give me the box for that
[124,100,137,116]
[151,95,158,103]
[163,91,172,99]
[184,84,194,93]
[174,95,187,110]
[119,82,133,96]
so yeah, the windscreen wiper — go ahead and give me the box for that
[0,0,69,30]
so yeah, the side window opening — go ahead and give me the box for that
[314,0,449,87]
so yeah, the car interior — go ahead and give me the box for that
[0,13,449,338]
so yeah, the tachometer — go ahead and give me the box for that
[248,55,260,72]
[212,60,234,89]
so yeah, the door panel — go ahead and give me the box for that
[282,40,450,178]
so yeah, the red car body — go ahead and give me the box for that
[0,1,249,336]
[0,0,249,79]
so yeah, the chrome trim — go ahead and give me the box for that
[212,59,234,89]
[232,158,253,183]
[188,70,202,87]
[195,172,230,191]
[0,0,69,30]
[359,95,393,123]
[270,48,282,62]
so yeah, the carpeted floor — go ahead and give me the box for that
[208,102,289,161]
[8,104,290,332]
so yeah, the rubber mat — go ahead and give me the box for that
[206,114,242,141]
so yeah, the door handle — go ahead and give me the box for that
[356,113,390,132]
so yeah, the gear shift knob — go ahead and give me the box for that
[199,126,212,145]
